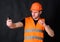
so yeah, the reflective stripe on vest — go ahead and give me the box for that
[24,36,43,40]
[25,29,43,32]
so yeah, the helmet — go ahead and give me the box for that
[30,2,43,11]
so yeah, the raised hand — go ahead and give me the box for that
[6,17,13,27]
[38,19,46,26]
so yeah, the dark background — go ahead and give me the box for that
[0,0,60,42]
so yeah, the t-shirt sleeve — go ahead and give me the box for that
[20,19,25,26]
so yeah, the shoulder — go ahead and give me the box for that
[25,16,31,19]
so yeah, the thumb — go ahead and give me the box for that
[7,17,12,22]
[7,17,9,20]
[7,17,11,20]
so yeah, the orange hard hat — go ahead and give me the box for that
[30,2,43,11]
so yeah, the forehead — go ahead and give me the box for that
[31,10,39,12]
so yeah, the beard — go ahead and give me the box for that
[32,16,39,20]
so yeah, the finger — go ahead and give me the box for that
[39,20,43,24]
[7,18,12,22]
[39,20,42,23]
[8,20,12,22]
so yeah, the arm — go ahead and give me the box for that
[44,24,54,37]
[39,19,55,37]
[6,18,23,29]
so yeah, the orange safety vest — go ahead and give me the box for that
[24,17,45,42]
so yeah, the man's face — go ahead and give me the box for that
[31,10,42,20]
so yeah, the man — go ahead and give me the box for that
[6,2,54,42]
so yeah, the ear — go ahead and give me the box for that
[39,11,42,14]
